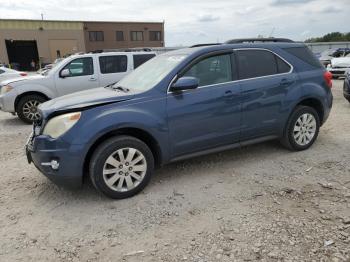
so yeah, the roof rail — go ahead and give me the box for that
[225,38,294,44]
[90,48,154,53]
[190,43,222,48]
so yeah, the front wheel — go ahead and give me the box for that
[89,136,154,199]
[281,106,320,151]
[16,94,47,124]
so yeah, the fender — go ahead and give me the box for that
[61,98,171,164]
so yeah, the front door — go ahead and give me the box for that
[55,57,99,96]
[167,52,241,158]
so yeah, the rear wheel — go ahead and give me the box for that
[89,136,154,199]
[16,94,47,124]
[281,106,320,151]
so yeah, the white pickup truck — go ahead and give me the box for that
[0,51,156,123]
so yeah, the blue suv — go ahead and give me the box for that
[26,39,333,199]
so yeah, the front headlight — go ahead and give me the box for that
[0,85,13,95]
[43,112,81,139]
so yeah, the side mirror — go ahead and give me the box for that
[170,77,199,92]
[60,68,71,78]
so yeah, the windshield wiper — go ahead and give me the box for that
[105,83,129,92]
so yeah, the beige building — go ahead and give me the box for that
[0,19,164,70]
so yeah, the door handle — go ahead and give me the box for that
[89,77,97,81]
[280,78,294,86]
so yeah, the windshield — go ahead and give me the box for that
[115,54,187,92]
[41,57,71,76]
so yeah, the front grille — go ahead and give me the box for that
[330,70,345,75]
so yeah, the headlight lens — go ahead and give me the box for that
[43,112,81,139]
[0,85,13,94]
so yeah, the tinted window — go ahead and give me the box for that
[237,50,278,79]
[0,69,4,74]
[63,58,94,77]
[276,56,291,73]
[283,47,322,68]
[99,56,127,74]
[89,31,104,42]
[183,54,232,87]
[133,54,156,69]
[116,31,124,41]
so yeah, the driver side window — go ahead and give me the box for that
[63,57,94,77]
[183,54,233,87]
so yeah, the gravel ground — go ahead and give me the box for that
[0,80,349,262]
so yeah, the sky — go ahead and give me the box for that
[0,0,349,46]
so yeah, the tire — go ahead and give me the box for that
[16,94,47,124]
[281,106,320,151]
[89,136,154,199]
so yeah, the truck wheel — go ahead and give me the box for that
[16,94,47,124]
[281,106,320,151]
[89,136,154,199]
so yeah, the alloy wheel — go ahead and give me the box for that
[102,147,147,192]
[293,113,317,146]
[22,100,41,121]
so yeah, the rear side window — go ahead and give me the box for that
[99,55,127,74]
[236,50,291,79]
[0,69,4,74]
[276,56,291,73]
[133,54,156,69]
[236,50,277,79]
[183,54,232,87]
[283,47,322,68]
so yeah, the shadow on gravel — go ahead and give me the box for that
[0,116,28,127]
[32,140,289,205]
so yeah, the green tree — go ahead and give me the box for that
[305,32,350,42]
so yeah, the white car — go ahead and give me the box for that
[327,54,350,78]
[0,51,156,123]
[0,67,27,82]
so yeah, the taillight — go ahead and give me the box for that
[20,73,27,76]
[324,71,332,88]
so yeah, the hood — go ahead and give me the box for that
[331,57,350,68]
[1,74,46,86]
[39,87,136,118]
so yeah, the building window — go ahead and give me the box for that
[149,31,161,41]
[130,31,144,41]
[89,31,104,42]
[116,31,124,41]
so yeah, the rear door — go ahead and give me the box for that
[55,56,99,96]
[98,55,129,86]
[167,52,241,158]
[236,49,297,140]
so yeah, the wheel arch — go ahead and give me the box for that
[295,97,324,125]
[14,91,50,111]
[83,127,163,183]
